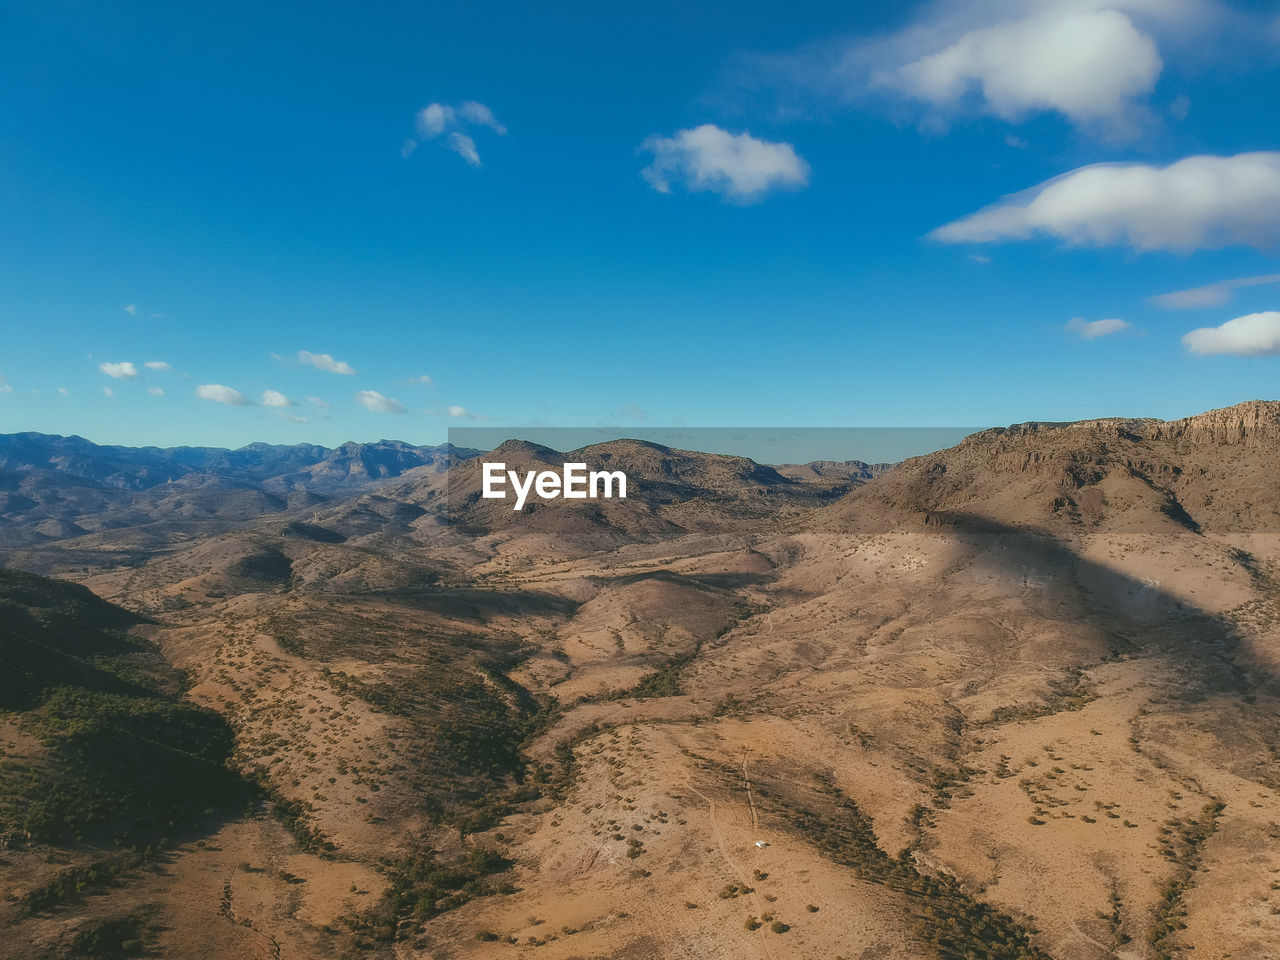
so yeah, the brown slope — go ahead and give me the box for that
[831,399,1280,535]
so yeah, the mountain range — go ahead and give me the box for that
[2,401,1279,960]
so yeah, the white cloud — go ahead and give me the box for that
[57,387,67,396]
[103,386,113,397]
[144,360,173,371]
[261,389,294,407]
[1066,316,1132,339]
[123,303,137,316]
[930,153,1280,252]
[885,8,1161,134]
[99,361,139,379]
[459,101,507,135]
[355,390,407,414]
[1149,273,1280,309]
[307,396,331,408]
[447,132,481,166]
[416,102,454,138]
[432,404,490,420]
[147,386,165,397]
[275,412,310,424]
[640,125,809,202]
[409,374,433,385]
[769,0,1224,137]
[298,350,357,375]
[196,383,250,406]
[1183,312,1280,356]
[408,100,505,166]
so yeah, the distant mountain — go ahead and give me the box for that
[774,458,894,493]
[400,437,860,556]
[0,433,469,491]
[0,431,896,554]
[0,432,479,547]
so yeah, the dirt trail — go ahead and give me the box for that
[742,752,759,830]
[686,779,778,960]
[220,872,282,960]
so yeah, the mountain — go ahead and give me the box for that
[833,398,1280,535]
[0,432,478,548]
[3,403,1280,960]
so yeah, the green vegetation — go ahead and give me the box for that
[10,849,152,917]
[229,546,293,584]
[981,669,1097,726]
[776,774,1053,960]
[1148,800,1225,959]
[344,846,512,946]
[0,569,247,844]
[603,608,752,702]
[0,568,150,710]
[69,913,153,957]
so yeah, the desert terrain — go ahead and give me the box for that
[3,401,1280,960]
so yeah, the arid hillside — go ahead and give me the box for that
[3,402,1280,960]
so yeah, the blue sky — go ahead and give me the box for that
[2,0,1280,449]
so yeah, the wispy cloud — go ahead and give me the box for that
[123,303,137,316]
[355,390,407,413]
[1066,317,1132,339]
[99,361,139,379]
[1183,312,1280,356]
[298,350,357,375]
[57,387,67,396]
[274,411,309,424]
[260,389,294,407]
[458,101,506,134]
[408,374,434,386]
[406,100,506,167]
[102,386,113,397]
[0,376,12,394]
[147,386,165,397]
[307,396,331,409]
[1149,273,1280,309]
[196,383,250,406]
[930,152,1280,253]
[144,360,173,372]
[640,125,809,202]
[447,132,480,166]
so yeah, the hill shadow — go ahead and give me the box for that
[925,511,1278,701]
